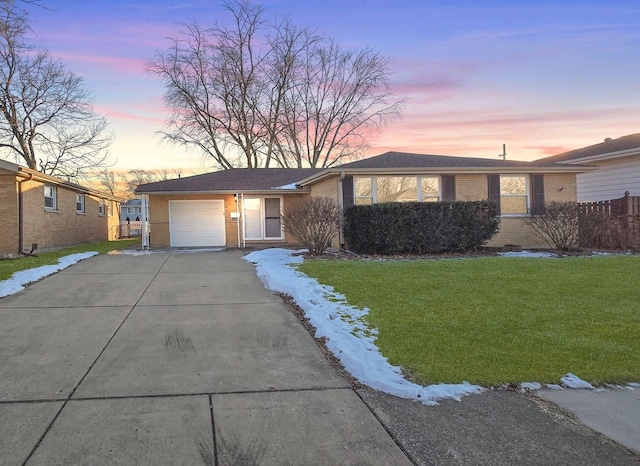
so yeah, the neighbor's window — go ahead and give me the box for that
[376,176,417,203]
[420,176,440,202]
[500,175,528,214]
[354,177,373,205]
[76,193,85,213]
[44,185,56,210]
[98,198,105,216]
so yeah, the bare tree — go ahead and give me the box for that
[281,196,341,255]
[120,168,180,198]
[148,0,403,169]
[96,168,117,196]
[525,202,581,251]
[0,0,113,179]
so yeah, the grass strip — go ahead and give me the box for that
[0,239,139,281]
[300,255,640,386]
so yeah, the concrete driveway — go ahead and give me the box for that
[1,249,638,466]
[0,250,411,465]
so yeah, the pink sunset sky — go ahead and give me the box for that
[25,0,640,171]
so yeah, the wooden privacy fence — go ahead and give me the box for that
[579,192,640,250]
[579,191,640,217]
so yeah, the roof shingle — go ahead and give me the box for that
[136,168,322,193]
[534,134,640,164]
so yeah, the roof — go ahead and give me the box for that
[534,134,640,164]
[0,158,122,202]
[336,151,545,169]
[136,168,323,194]
[136,152,594,194]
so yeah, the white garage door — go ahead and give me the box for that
[169,200,226,247]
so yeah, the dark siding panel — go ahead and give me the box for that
[487,174,501,214]
[442,175,456,201]
[530,174,545,215]
[342,175,354,208]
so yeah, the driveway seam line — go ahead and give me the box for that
[20,252,173,466]
[209,394,219,466]
[353,389,419,466]
[2,386,354,405]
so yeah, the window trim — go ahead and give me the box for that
[499,174,529,217]
[243,196,284,241]
[98,198,106,216]
[353,176,442,204]
[76,193,85,214]
[44,184,57,211]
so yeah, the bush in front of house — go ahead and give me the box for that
[525,201,591,251]
[282,196,341,255]
[343,201,500,254]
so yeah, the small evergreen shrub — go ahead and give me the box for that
[343,201,500,254]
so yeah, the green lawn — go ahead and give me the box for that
[0,239,139,281]
[299,255,640,386]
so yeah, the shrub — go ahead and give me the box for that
[281,196,341,255]
[343,201,500,254]
[525,201,581,251]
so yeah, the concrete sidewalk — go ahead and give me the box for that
[0,249,638,465]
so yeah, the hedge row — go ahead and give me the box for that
[343,201,500,254]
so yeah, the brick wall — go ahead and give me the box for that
[148,193,312,248]
[148,194,238,247]
[309,176,339,199]
[485,173,577,248]
[0,171,18,253]
[21,180,118,251]
[0,175,120,254]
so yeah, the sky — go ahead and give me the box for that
[23,0,640,172]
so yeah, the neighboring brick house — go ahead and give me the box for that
[0,159,122,255]
[136,152,593,249]
[534,133,640,202]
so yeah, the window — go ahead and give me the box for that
[499,175,528,215]
[98,198,105,216]
[44,185,56,210]
[76,193,85,213]
[376,177,417,203]
[353,176,442,204]
[244,197,283,240]
[354,178,373,205]
[487,175,528,215]
[420,177,440,202]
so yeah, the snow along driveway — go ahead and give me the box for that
[244,248,639,406]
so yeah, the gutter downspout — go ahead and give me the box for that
[17,173,34,254]
[338,171,345,249]
[240,193,246,248]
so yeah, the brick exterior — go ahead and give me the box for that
[0,167,120,254]
[145,171,580,250]
[486,173,577,248]
[147,193,311,248]
[0,171,19,253]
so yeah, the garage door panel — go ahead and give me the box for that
[169,200,226,247]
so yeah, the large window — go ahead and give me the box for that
[76,193,85,213]
[244,197,283,240]
[44,185,56,210]
[353,176,441,204]
[376,176,417,202]
[500,175,528,214]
